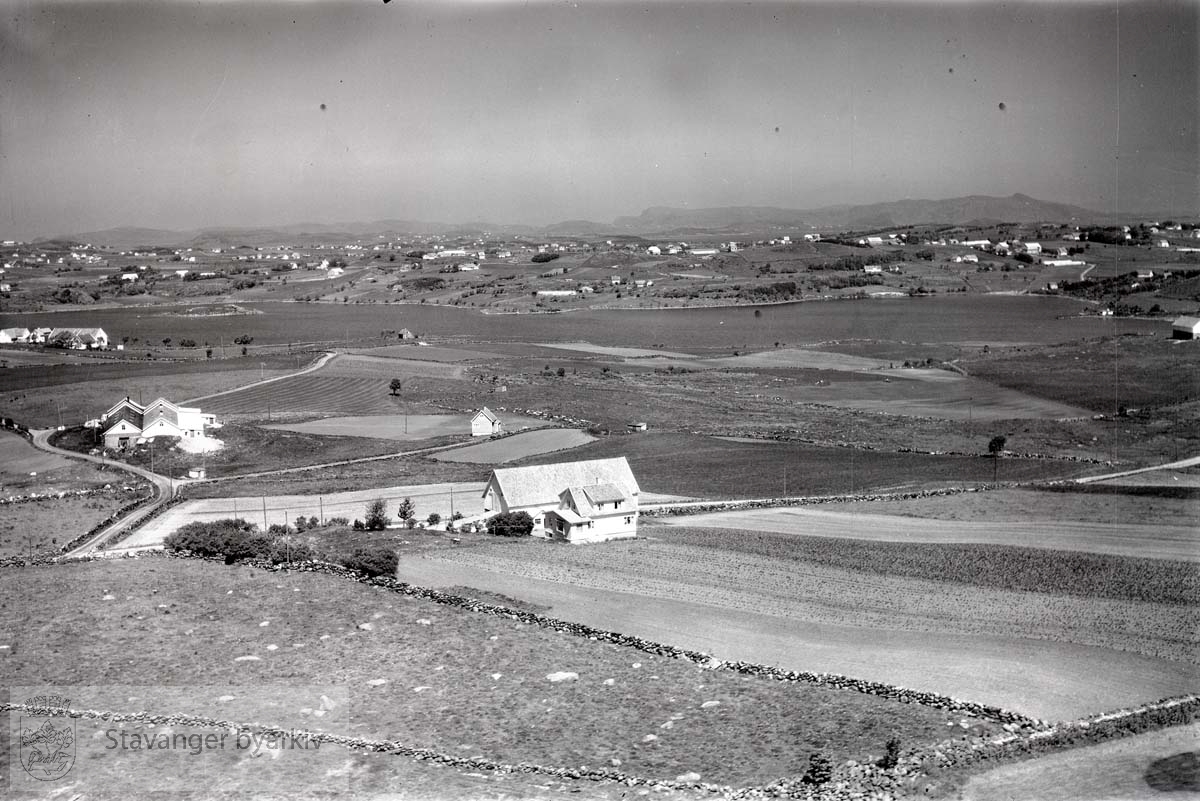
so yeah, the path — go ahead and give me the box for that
[182,350,336,404]
[1074,454,1200,484]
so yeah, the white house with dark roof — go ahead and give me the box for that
[100,397,218,449]
[481,456,640,543]
[471,407,503,437]
[46,327,108,349]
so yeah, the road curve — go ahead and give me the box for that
[28,428,175,557]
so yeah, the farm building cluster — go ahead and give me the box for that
[482,456,640,544]
[93,397,220,449]
[0,326,110,349]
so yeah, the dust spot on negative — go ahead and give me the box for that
[998,102,1006,111]
[774,126,780,133]
[320,103,327,111]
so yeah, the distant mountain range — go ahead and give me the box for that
[49,193,1115,249]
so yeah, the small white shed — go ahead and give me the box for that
[471,407,503,437]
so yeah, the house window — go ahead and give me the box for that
[624,516,632,525]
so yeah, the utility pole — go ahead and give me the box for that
[262,495,268,532]
[319,495,324,525]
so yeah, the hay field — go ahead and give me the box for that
[961,723,1200,801]
[264,412,548,441]
[433,429,596,464]
[117,481,488,551]
[659,505,1199,562]
[395,553,1197,722]
[0,429,72,474]
[2,558,977,790]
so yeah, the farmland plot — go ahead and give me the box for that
[404,539,1200,720]
[433,428,596,463]
[659,506,1200,562]
[3,559,981,789]
[263,412,546,441]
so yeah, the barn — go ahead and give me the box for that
[1172,316,1200,340]
[481,456,640,544]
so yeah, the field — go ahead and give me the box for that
[122,481,489,551]
[0,355,303,428]
[0,429,142,495]
[519,433,1091,498]
[433,428,596,463]
[658,505,1200,562]
[830,485,1200,528]
[960,723,1200,801]
[1,558,985,792]
[0,490,139,558]
[396,545,1197,722]
[264,412,548,441]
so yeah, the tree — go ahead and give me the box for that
[487,511,535,537]
[426,512,442,526]
[397,497,415,522]
[363,498,390,531]
[988,435,1007,482]
[389,378,403,396]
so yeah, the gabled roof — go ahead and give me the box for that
[487,457,639,509]
[1173,316,1200,328]
[582,483,627,505]
[473,407,499,423]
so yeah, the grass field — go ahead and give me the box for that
[659,506,1200,563]
[0,490,138,558]
[0,430,141,494]
[1,558,981,789]
[124,481,488,549]
[0,358,300,428]
[516,433,1089,498]
[960,723,1200,801]
[426,536,1197,663]
[264,412,547,441]
[396,552,1197,722]
[831,486,1200,528]
[433,428,596,464]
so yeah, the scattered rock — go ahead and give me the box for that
[234,655,260,662]
[367,679,388,687]
[676,772,701,783]
[491,673,502,681]
[259,621,270,627]
[641,734,658,743]
[603,678,615,686]
[217,695,236,702]
[102,594,115,601]
[357,623,374,631]
[416,618,432,626]
[413,686,431,693]
[701,701,721,709]
[546,672,579,683]
[266,644,278,651]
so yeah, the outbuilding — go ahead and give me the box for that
[1172,316,1200,340]
[471,407,503,437]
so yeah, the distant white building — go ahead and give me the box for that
[0,327,30,343]
[481,456,640,543]
[471,407,503,437]
[1172,316,1200,340]
[536,289,577,297]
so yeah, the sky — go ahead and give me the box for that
[1,0,1196,238]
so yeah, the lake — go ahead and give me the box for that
[0,296,1165,352]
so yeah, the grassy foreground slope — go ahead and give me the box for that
[0,558,990,790]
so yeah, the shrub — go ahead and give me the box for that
[426,512,442,526]
[163,518,272,564]
[879,737,901,769]
[801,752,832,785]
[531,252,560,263]
[267,538,314,565]
[487,511,535,537]
[339,545,398,577]
[327,516,349,526]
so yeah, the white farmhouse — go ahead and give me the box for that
[100,397,218,449]
[481,456,640,543]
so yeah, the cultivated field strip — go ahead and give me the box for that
[661,506,1200,562]
[202,376,400,416]
[427,541,1199,663]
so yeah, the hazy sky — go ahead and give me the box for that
[1,1,1196,237]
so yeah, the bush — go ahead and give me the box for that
[801,752,832,785]
[339,545,398,577]
[879,737,901,769]
[426,512,442,526]
[267,538,314,565]
[163,518,272,564]
[327,516,349,526]
[487,511,535,537]
[531,252,560,263]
